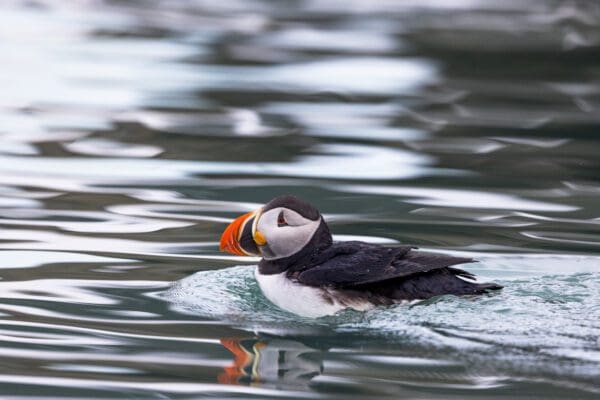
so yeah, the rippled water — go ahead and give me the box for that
[1,0,599,398]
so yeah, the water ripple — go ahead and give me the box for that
[0,0,598,398]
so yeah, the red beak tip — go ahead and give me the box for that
[220,211,255,256]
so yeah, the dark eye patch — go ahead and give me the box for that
[277,210,288,227]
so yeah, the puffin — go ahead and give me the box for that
[220,195,502,317]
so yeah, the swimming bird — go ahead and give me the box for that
[220,195,502,317]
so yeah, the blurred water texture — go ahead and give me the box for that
[0,0,599,398]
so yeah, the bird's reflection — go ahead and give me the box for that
[218,336,323,389]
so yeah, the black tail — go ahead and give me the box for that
[448,266,503,293]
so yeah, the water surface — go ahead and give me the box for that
[0,0,599,398]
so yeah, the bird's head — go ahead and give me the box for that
[220,195,331,261]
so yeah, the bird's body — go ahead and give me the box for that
[220,195,502,317]
[256,240,500,317]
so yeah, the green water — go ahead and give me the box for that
[0,0,599,398]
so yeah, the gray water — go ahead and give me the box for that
[1,0,599,398]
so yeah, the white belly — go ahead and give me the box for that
[255,268,373,318]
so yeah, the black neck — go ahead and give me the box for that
[258,220,332,275]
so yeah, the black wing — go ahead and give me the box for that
[296,241,475,287]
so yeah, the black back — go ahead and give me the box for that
[290,241,502,299]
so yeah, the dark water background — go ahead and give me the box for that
[1,0,599,398]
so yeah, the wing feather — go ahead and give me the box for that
[295,242,475,287]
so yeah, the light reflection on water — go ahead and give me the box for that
[0,0,599,398]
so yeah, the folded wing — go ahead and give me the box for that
[296,242,476,288]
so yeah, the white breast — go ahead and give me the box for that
[254,268,374,318]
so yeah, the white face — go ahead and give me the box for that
[256,207,321,260]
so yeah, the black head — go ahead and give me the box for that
[262,195,320,221]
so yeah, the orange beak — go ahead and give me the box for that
[220,209,268,256]
[220,211,255,256]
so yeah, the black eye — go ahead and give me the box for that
[277,211,288,227]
